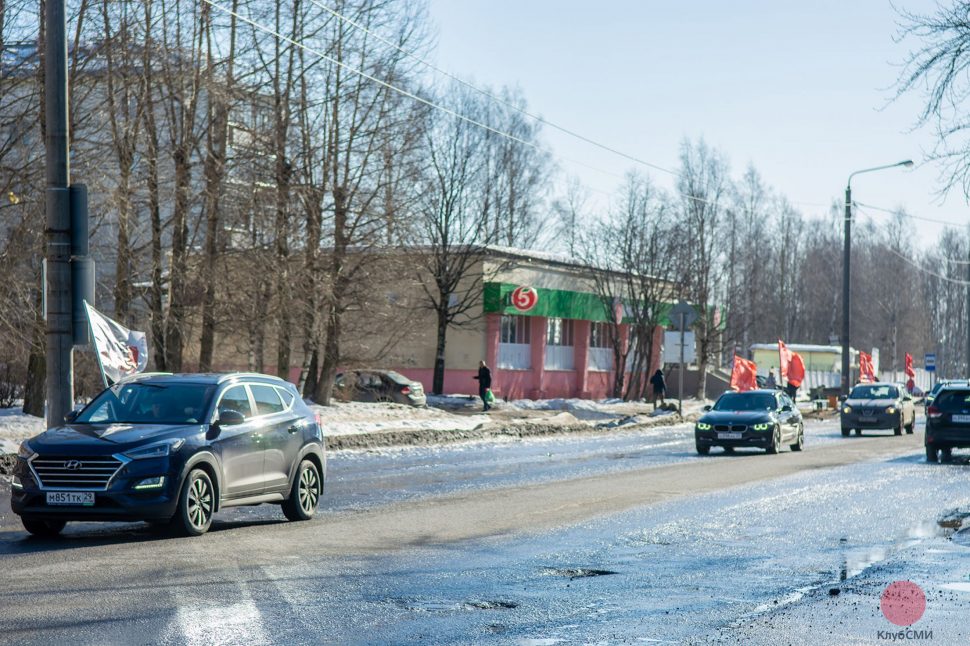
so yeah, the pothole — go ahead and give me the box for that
[394,598,518,612]
[541,567,618,579]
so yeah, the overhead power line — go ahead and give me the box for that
[203,0,831,215]
[308,0,681,178]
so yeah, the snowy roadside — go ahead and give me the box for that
[0,395,705,458]
[714,516,970,644]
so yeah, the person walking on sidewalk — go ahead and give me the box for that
[473,360,493,411]
[649,369,667,409]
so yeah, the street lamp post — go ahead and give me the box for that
[841,160,914,397]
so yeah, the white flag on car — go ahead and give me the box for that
[83,300,149,386]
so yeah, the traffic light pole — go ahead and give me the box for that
[45,0,73,427]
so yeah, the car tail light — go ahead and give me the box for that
[401,386,411,395]
[927,406,942,419]
[315,413,323,428]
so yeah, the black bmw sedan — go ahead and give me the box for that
[694,389,804,455]
[11,373,326,537]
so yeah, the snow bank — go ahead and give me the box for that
[309,401,489,436]
[0,407,46,454]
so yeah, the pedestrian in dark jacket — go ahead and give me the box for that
[649,369,666,409]
[473,360,492,411]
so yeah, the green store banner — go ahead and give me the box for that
[483,282,673,325]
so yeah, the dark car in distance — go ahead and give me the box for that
[926,382,970,462]
[694,389,804,455]
[11,373,326,537]
[334,369,427,407]
[839,382,915,437]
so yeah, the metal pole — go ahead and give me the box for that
[45,0,73,427]
[678,312,685,415]
[966,230,970,377]
[841,184,852,398]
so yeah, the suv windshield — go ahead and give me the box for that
[933,390,970,412]
[76,382,216,425]
[849,385,897,400]
[714,392,776,411]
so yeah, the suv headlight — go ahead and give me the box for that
[886,406,896,415]
[842,405,852,414]
[753,423,771,431]
[696,422,712,431]
[124,439,185,460]
[17,440,35,459]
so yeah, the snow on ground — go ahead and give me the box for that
[309,401,490,436]
[0,406,45,454]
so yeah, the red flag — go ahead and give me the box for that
[788,352,806,387]
[778,340,792,380]
[859,351,876,383]
[904,353,915,379]
[730,355,758,392]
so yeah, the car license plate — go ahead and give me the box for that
[46,491,94,506]
[718,432,743,440]
[953,414,970,423]
[858,416,876,423]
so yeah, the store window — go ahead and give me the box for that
[500,315,531,344]
[545,318,575,370]
[590,322,613,348]
[546,318,574,346]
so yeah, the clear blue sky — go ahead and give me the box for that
[428,0,964,241]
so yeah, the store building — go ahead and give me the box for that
[376,247,671,400]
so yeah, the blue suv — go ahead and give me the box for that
[11,373,326,537]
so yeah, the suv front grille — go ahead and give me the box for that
[31,455,124,490]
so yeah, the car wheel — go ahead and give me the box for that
[941,448,953,463]
[791,425,804,451]
[854,429,862,436]
[172,469,214,537]
[282,459,321,522]
[905,418,915,434]
[695,443,710,456]
[841,427,850,437]
[894,419,903,436]
[926,445,939,463]
[766,427,781,454]
[21,517,66,537]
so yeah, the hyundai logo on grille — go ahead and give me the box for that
[64,460,83,471]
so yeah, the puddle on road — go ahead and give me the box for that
[540,567,618,579]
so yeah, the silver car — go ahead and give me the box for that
[840,382,916,437]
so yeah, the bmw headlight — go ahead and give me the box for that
[17,440,35,459]
[124,439,185,460]
[696,422,712,431]
[842,406,852,414]
[752,423,771,431]
[886,406,896,415]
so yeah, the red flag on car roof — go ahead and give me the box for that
[778,340,793,380]
[859,351,876,383]
[730,355,758,392]
[904,352,916,379]
[788,352,806,388]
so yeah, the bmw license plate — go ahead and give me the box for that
[718,432,743,440]
[46,491,94,506]
[953,414,970,423]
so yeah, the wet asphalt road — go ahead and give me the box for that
[1,415,962,645]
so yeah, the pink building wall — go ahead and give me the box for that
[389,314,665,401]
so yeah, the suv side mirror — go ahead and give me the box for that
[702,405,712,412]
[838,394,847,402]
[64,410,79,423]
[216,409,246,427]
[781,404,792,412]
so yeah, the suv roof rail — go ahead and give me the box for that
[116,372,173,384]
[216,372,287,384]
